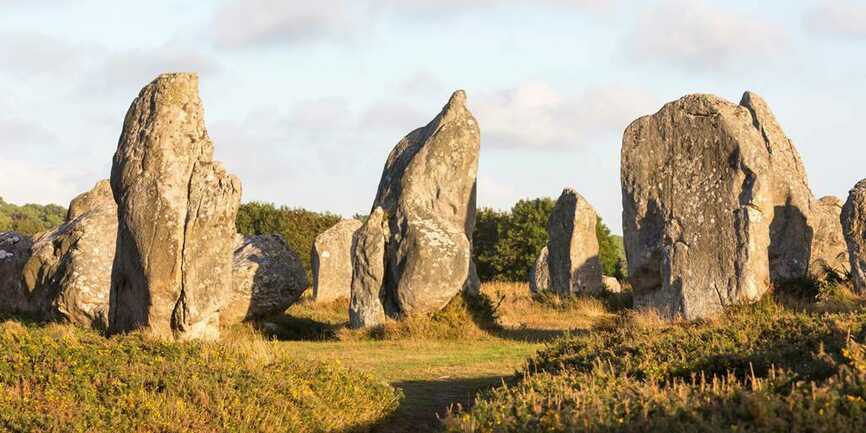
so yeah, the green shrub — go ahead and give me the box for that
[473,198,625,282]
[236,202,342,285]
[0,198,65,235]
[446,300,866,432]
[0,321,401,433]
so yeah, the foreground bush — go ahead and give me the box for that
[447,299,866,432]
[0,321,401,433]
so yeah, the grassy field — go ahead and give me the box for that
[445,282,866,433]
[256,281,613,433]
[0,282,609,433]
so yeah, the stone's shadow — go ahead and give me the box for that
[370,375,508,433]
[252,310,344,341]
[769,204,812,284]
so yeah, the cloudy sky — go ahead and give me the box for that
[2,0,864,232]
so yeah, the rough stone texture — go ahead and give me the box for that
[312,219,362,302]
[740,92,848,282]
[547,189,603,296]
[529,246,549,294]
[109,73,242,341]
[811,196,850,278]
[842,180,866,295]
[0,232,33,316]
[622,93,773,320]
[352,90,480,323]
[349,207,388,328]
[602,276,623,294]
[22,180,116,329]
[223,234,307,324]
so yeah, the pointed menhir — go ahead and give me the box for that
[108,73,242,341]
[349,90,481,327]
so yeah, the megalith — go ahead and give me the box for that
[109,73,242,341]
[842,180,866,295]
[547,189,603,296]
[312,219,362,303]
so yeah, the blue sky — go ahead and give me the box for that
[1,0,864,233]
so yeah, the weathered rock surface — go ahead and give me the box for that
[351,90,480,324]
[602,276,623,294]
[109,73,242,341]
[0,232,33,315]
[741,92,848,282]
[223,234,307,324]
[547,189,603,296]
[842,180,866,294]
[623,91,850,319]
[811,196,850,277]
[622,93,773,320]
[22,180,116,328]
[349,207,388,328]
[529,246,549,294]
[312,219,362,302]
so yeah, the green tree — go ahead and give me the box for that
[236,202,342,285]
[473,207,508,282]
[0,198,66,235]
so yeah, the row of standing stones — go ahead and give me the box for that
[1,73,866,341]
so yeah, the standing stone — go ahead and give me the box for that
[622,93,773,320]
[351,90,480,323]
[312,219,362,303]
[109,73,241,341]
[740,92,848,282]
[529,246,549,294]
[602,276,623,294]
[223,234,308,324]
[811,196,850,277]
[349,207,388,328]
[547,189,603,296]
[22,180,116,329]
[0,232,32,316]
[842,180,866,294]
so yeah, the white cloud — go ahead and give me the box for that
[0,158,89,206]
[0,32,90,79]
[472,81,657,150]
[626,0,789,72]
[805,0,866,39]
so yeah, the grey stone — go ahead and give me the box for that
[109,73,241,341]
[529,246,549,294]
[223,234,308,324]
[349,207,388,328]
[842,180,866,294]
[547,189,603,296]
[0,232,33,316]
[312,219,362,303]
[622,93,773,320]
[351,90,480,324]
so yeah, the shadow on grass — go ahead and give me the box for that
[371,375,506,433]
[253,312,345,341]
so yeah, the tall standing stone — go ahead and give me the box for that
[22,180,116,328]
[312,219,362,303]
[622,93,773,320]
[349,207,388,328]
[109,73,241,341]
[842,180,866,295]
[350,90,480,324]
[547,189,603,296]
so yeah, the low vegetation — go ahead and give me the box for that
[445,286,866,433]
[0,321,401,433]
